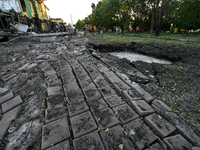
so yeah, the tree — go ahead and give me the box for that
[67,23,73,28]
[75,19,85,30]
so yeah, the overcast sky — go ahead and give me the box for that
[44,0,100,25]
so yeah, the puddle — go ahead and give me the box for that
[109,52,171,64]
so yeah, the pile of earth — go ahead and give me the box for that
[87,41,200,137]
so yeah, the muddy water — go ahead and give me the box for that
[109,52,171,64]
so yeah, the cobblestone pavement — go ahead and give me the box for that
[0,36,200,150]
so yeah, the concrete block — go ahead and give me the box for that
[0,92,14,105]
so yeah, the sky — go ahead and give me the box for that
[44,0,100,25]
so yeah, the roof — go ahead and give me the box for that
[0,0,22,13]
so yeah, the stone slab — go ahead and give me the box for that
[47,86,63,96]
[151,99,172,115]
[27,63,37,70]
[163,134,192,150]
[0,121,12,141]
[87,97,108,111]
[47,79,62,87]
[46,140,70,150]
[191,147,200,150]
[44,70,56,77]
[113,82,131,93]
[63,87,84,103]
[58,61,70,69]
[0,87,9,96]
[1,73,18,82]
[67,99,89,117]
[124,118,157,150]
[104,95,125,108]
[41,117,71,150]
[113,104,139,124]
[131,100,155,117]
[39,62,51,70]
[96,63,109,73]
[45,74,58,83]
[122,90,142,101]
[144,113,176,139]
[64,80,79,94]
[61,73,75,85]
[73,131,105,150]
[2,95,23,113]
[79,79,95,89]
[70,111,97,138]
[100,125,135,150]
[94,75,109,88]
[47,95,65,108]
[83,88,101,100]
[145,143,164,150]
[99,86,116,98]
[92,108,120,130]
[45,106,68,124]
[0,92,14,105]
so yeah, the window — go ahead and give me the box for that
[19,0,27,12]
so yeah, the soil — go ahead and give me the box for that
[87,40,200,137]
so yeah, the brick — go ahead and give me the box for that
[100,125,135,150]
[144,113,176,139]
[122,90,142,101]
[0,87,9,96]
[131,100,155,116]
[87,97,108,111]
[124,118,157,150]
[151,99,172,115]
[1,73,17,81]
[83,88,101,100]
[46,140,70,150]
[113,82,131,93]
[41,117,71,150]
[45,106,68,124]
[99,86,116,98]
[163,134,192,150]
[113,104,139,124]
[104,95,125,108]
[67,99,89,117]
[2,96,23,113]
[73,131,105,150]
[92,108,119,130]
[47,95,65,108]
[70,111,97,138]
[0,92,14,105]
[47,86,63,96]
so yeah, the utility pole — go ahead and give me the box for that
[70,14,73,28]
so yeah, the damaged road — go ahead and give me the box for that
[0,34,199,150]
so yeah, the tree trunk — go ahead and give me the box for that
[150,3,156,33]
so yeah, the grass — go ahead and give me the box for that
[87,32,200,47]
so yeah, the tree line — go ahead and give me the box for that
[75,0,200,36]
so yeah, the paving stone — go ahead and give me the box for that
[41,117,71,150]
[87,97,108,111]
[79,79,95,89]
[124,118,157,150]
[70,111,97,138]
[96,63,109,73]
[47,79,62,87]
[44,70,56,77]
[163,111,200,147]
[61,52,72,60]
[0,106,21,126]
[131,100,155,117]
[27,63,37,70]
[0,88,9,96]
[73,131,105,150]
[144,113,176,139]
[64,87,84,103]
[104,71,122,84]
[126,70,149,80]
[58,61,70,69]
[145,143,164,150]
[100,125,135,150]
[2,95,23,113]
[122,90,142,101]
[113,82,131,93]
[47,95,65,108]
[191,147,200,150]
[61,73,75,85]
[163,134,192,150]
[39,62,51,69]
[45,106,68,124]
[46,140,70,150]
[113,104,139,124]
[75,72,91,82]
[94,75,109,88]
[83,88,101,100]
[67,99,89,117]
[45,74,58,83]
[41,66,53,73]
[104,95,125,108]
[1,73,18,81]
[151,99,172,115]
[99,86,116,98]
[47,86,63,96]
[0,91,14,105]
[64,80,79,94]
[92,108,119,130]
[0,121,12,141]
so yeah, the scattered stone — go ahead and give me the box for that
[104,95,125,108]
[163,134,192,150]
[86,97,108,111]
[122,90,142,101]
[113,104,139,124]
[124,118,157,150]
[2,95,23,113]
[92,108,119,130]
[0,91,14,105]
[0,87,9,96]
[73,131,105,150]
[67,99,89,117]
[46,140,70,150]
[144,113,176,139]
[70,111,97,138]
[47,94,65,108]
[100,125,135,150]
[131,100,155,116]
[41,117,71,150]
[47,86,63,96]
[151,99,172,115]
[1,73,18,82]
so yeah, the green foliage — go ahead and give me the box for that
[75,19,85,30]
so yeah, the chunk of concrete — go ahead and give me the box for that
[151,99,172,115]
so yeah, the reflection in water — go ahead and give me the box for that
[109,52,171,64]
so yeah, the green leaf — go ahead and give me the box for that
[119,144,123,150]
[105,128,109,132]
[158,115,162,119]
[129,130,135,136]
